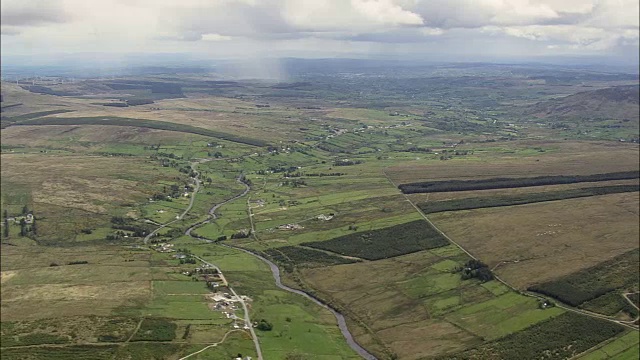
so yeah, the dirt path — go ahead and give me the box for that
[623,292,639,311]
[177,329,245,360]
[125,318,144,343]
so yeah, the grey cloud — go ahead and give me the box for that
[165,2,295,38]
[1,1,70,27]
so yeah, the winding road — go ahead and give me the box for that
[144,160,209,244]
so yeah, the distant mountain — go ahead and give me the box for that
[526,85,639,121]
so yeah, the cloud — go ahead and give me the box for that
[201,33,232,41]
[0,0,637,62]
[0,0,70,26]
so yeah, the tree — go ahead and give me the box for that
[256,319,273,331]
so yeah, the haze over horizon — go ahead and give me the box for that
[1,0,639,71]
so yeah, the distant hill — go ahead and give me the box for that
[526,85,639,121]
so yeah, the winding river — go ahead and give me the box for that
[180,170,378,359]
[222,243,378,360]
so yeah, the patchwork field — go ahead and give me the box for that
[301,246,565,359]
[2,69,639,360]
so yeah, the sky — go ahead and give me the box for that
[1,0,639,66]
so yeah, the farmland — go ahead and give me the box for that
[428,192,639,290]
[441,312,626,360]
[1,63,639,359]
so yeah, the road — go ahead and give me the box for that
[144,160,208,244]
[184,175,250,237]
[193,255,263,360]
[140,161,264,359]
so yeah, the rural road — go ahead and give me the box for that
[192,255,263,360]
[144,159,208,244]
[185,174,250,237]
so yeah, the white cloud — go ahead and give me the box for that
[201,33,232,41]
[0,0,637,62]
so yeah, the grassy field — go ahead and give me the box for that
[528,249,639,319]
[11,116,268,147]
[386,141,640,184]
[180,241,361,359]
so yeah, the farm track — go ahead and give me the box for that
[383,169,640,331]
[176,329,247,360]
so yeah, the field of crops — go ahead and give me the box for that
[305,220,449,260]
